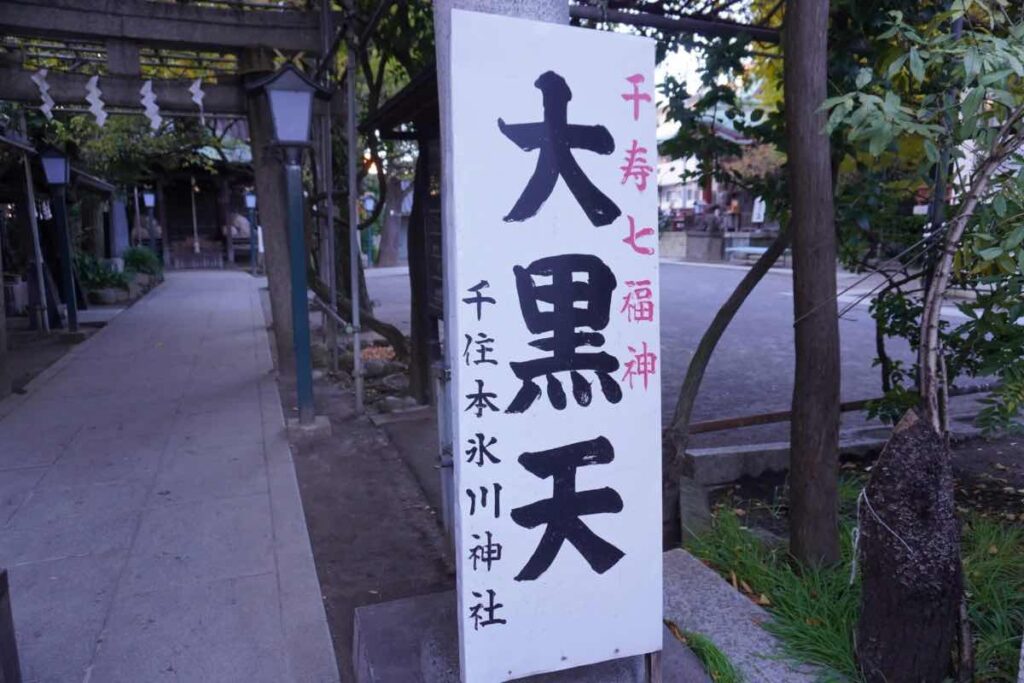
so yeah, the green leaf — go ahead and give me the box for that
[994,194,1008,217]
[856,68,873,89]
[1005,225,1024,249]
[978,246,1004,260]
[909,48,925,82]
[924,139,939,164]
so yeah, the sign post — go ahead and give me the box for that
[441,9,662,681]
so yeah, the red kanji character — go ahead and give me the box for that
[621,74,651,121]
[622,341,657,391]
[622,215,655,256]
[620,139,654,191]
[620,280,654,322]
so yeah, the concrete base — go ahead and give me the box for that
[353,589,710,683]
[58,330,87,344]
[286,415,333,442]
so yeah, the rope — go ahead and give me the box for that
[849,488,915,586]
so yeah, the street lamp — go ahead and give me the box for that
[245,190,258,276]
[247,64,330,426]
[142,189,156,254]
[40,146,77,333]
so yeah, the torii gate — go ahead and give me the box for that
[0,0,351,390]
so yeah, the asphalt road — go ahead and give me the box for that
[366,262,979,447]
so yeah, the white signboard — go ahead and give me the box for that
[446,10,662,681]
[751,196,767,224]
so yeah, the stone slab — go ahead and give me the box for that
[353,587,711,683]
[663,549,819,682]
[685,436,890,486]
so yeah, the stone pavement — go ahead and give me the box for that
[0,272,338,683]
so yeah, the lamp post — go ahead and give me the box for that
[40,147,77,333]
[245,191,258,276]
[142,189,156,254]
[247,65,330,426]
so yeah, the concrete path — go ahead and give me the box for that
[0,272,338,683]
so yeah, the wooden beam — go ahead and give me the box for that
[569,5,780,44]
[0,65,247,115]
[0,0,335,53]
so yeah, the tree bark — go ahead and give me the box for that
[663,231,790,546]
[784,0,841,566]
[377,174,403,267]
[856,411,961,682]
[244,49,295,374]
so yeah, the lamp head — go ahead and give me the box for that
[40,146,69,187]
[246,65,331,147]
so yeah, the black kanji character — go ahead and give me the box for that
[466,483,502,518]
[465,379,500,418]
[499,71,621,227]
[468,589,507,630]
[466,433,500,467]
[507,254,621,413]
[463,332,497,366]
[468,531,503,572]
[511,436,624,581]
[463,280,496,321]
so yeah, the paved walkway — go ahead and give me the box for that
[0,272,338,683]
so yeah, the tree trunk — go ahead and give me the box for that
[856,411,961,682]
[406,145,433,404]
[783,0,841,566]
[663,232,790,546]
[244,49,295,374]
[377,175,403,267]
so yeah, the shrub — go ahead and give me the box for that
[123,246,162,276]
[74,252,129,291]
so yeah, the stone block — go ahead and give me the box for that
[663,549,820,682]
[659,231,688,260]
[684,232,724,262]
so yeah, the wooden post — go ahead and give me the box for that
[0,207,9,400]
[21,152,48,333]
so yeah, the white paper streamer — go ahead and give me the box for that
[85,75,108,127]
[31,68,54,120]
[188,78,206,125]
[139,80,163,131]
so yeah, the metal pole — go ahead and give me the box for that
[147,205,156,253]
[284,147,316,425]
[189,175,200,255]
[52,184,77,332]
[132,186,142,247]
[248,206,258,276]
[346,28,364,413]
[21,152,49,333]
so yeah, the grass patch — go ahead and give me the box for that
[686,487,1024,682]
[666,621,744,683]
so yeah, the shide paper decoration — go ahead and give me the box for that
[31,68,54,120]
[139,80,163,131]
[85,75,108,127]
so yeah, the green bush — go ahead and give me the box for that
[74,252,129,291]
[123,246,162,276]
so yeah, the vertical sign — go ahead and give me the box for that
[446,10,662,682]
